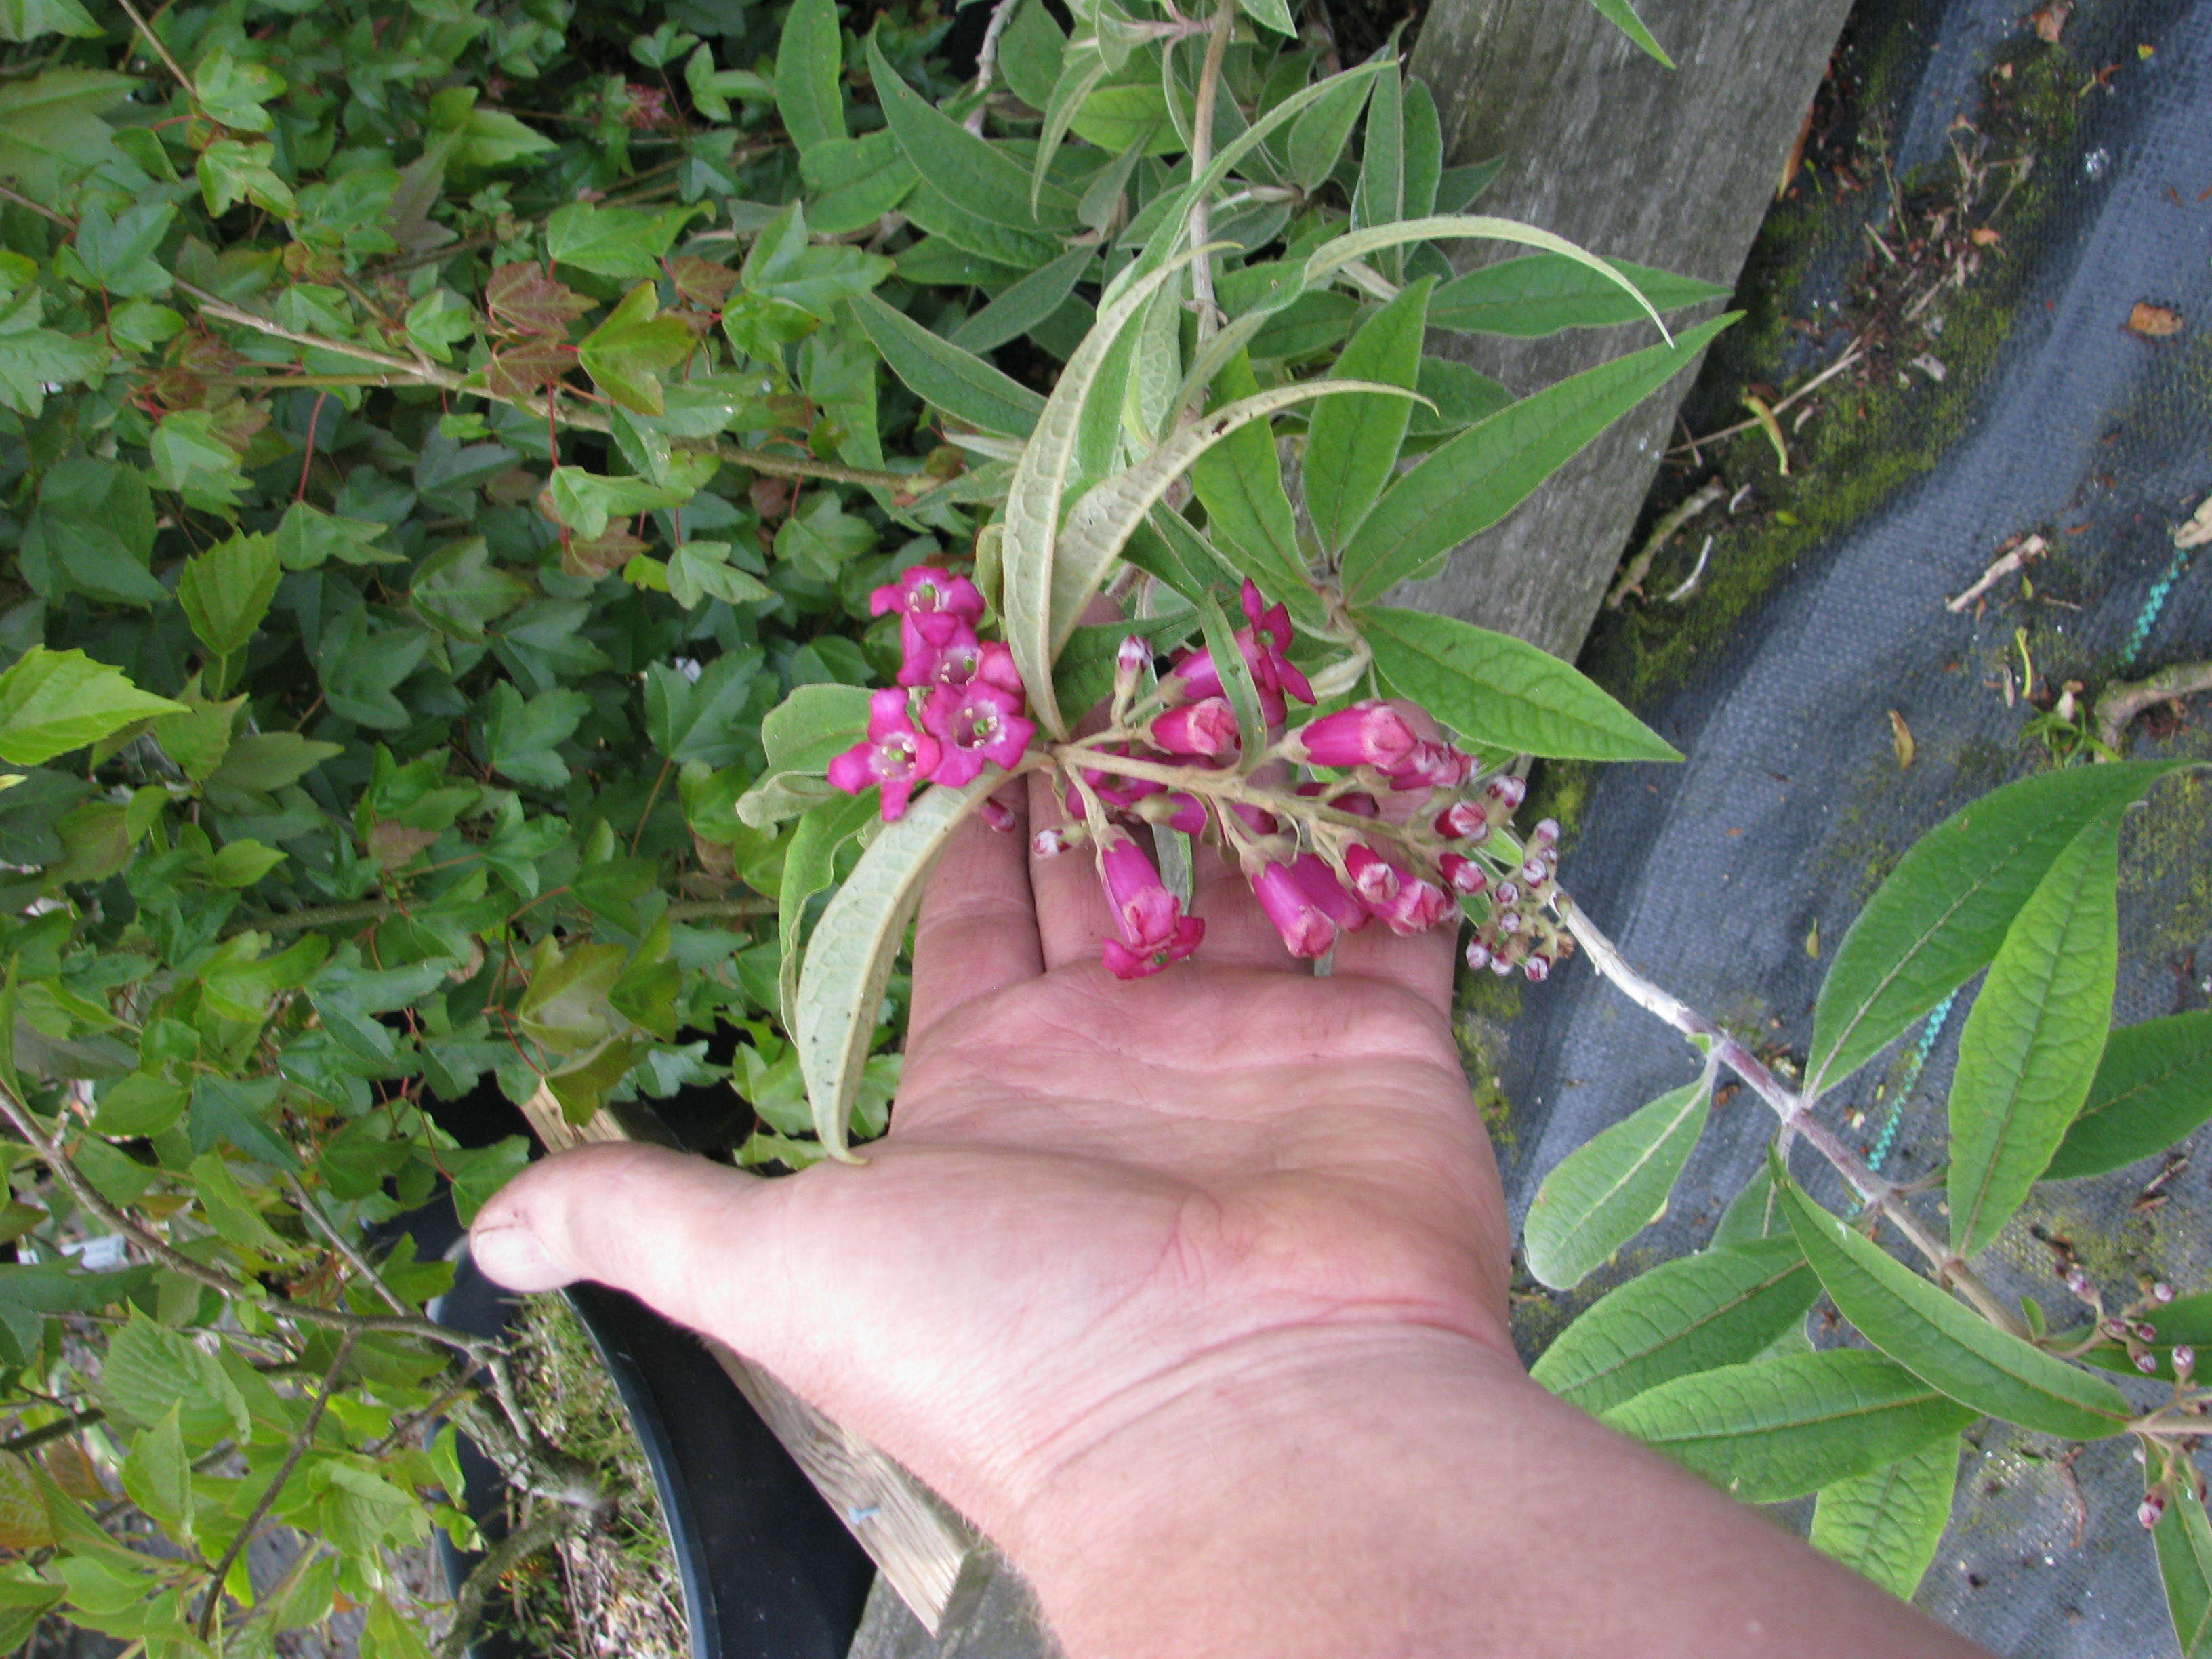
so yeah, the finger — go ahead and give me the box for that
[1328,914,1458,1017]
[1027,767,1116,970]
[909,779,1042,1040]
[472,1143,803,1364]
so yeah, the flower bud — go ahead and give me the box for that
[1520,856,1549,886]
[1485,773,1527,811]
[2141,1494,2167,1529]
[2136,1349,2160,1373]
[1464,941,1491,972]
[1032,825,1083,858]
[2154,1281,2176,1303]
[1134,791,1208,836]
[1494,880,1521,909]
[2104,1318,2131,1339]
[1287,701,1419,771]
[2174,1345,2196,1377]
[2135,1322,2160,1343]
[1304,782,1380,818]
[1435,800,1490,840]
[1252,862,1338,959]
[1530,818,1560,848]
[1497,911,1523,935]
[1523,952,1551,983]
[1342,844,1402,909]
[1115,634,1149,691]
[2062,1269,2094,1300]
[1440,853,1488,896]
[1289,854,1369,933]
[979,796,1017,832]
[1488,949,1515,976]
[1149,697,1240,759]
[1387,741,1471,792]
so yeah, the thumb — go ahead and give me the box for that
[469,1142,800,1363]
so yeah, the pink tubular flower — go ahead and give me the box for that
[1289,853,1368,933]
[1288,701,1418,771]
[1134,792,1208,835]
[1149,697,1240,759]
[1162,583,1313,718]
[1097,834,1204,978]
[870,565,984,650]
[922,681,1034,787]
[1434,800,1490,841]
[1341,844,1402,910]
[827,688,942,821]
[1380,878,1452,935]
[1387,741,1472,792]
[1440,853,1487,896]
[1251,861,1338,959]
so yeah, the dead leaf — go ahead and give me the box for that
[2175,498,2212,550]
[1970,226,2002,246]
[40,1441,104,1504]
[1742,393,1790,476]
[2032,1,2070,42]
[1889,710,1917,771]
[2124,302,2184,338]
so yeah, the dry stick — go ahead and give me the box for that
[1558,902,2031,1338]
[1606,480,1727,609]
[1185,0,1237,343]
[114,0,193,90]
[1666,338,1864,457]
[0,182,73,230]
[174,283,915,492]
[964,0,1023,131]
[196,1332,356,1642]
[2093,660,2212,755]
[0,1085,489,1357]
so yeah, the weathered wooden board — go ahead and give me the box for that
[1401,0,1854,658]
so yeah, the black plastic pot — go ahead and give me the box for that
[410,1202,876,1659]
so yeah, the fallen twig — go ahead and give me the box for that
[2093,659,2212,754]
[1607,480,1726,608]
[1947,532,2046,611]
[1666,340,1864,456]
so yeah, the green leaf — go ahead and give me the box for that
[1236,0,1294,31]
[850,291,1044,437]
[741,201,893,318]
[193,46,283,132]
[274,501,396,569]
[797,129,917,235]
[867,37,1076,232]
[1522,1066,1711,1289]
[1710,1162,1785,1246]
[485,683,588,790]
[1775,1171,2131,1438]
[1810,1438,1958,1600]
[1052,606,1197,719]
[188,1073,299,1169]
[775,0,847,154]
[901,179,1061,270]
[764,682,874,769]
[644,655,758,769]
[1002,247,1210,736]
[0,0,98,40]
[20,457,162,607]
[1584,0,1674,66]
[0,70,137,198]
[797,775,995,1156]
[58,201,173,298]
[211,839,286,887]
[1033,45,1113,215]
[1431,254,1726,338]
[1363,607,1679,762]
[119,1404,192,1541]
[777,791,879,1031]
[1946,808,2121,1255]
[1529,1235,1818,1414]
[1401,77,1442,219]
[176,530,280,660]
[950,246,1094,354]
[100,1312,247,1443]
[666,540,773,610]
[1185,351,1323,626]
[1340,314,1732,602]
[197,137,293,216]
[578,283,695,417]
[1807,761,2179,1095]
[1603,1349,1973,1502]
[2045,1010,2212,1181]
[545,201,701,280]
[0,300,100,420]
[1305,278,1429,555]
[1353,62,1403,260]
[2156,1483,2212,1658]
[0,648,184,766]
[447,1136,530,1225]
[545,468,693,540]
[410,537,530,643]
[1286,70,1370,192]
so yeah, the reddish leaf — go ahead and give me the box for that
[484,338,573,400]
[485,262,592,337]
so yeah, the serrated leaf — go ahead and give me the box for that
[1603,1349,1973,1502]
[411,537,529,642]
[577,283,695,416]
[1364,606,1678,763]
[0,0,98,39]
[1775,1170,2130,1439]
[0,68,136,198]
[1807,762,2179,1095]
[1340,314,1731,602]
[1306,278,1429,554]
[851,291,1044,437]
[798,775,994,1155]
[0,648,184,766]
[2045,1010,2212,1180]
[545,201,701,280]
[1523,1067,1711,1289]
[1429,254,1726,337]
[484,682,588,790]
[775,0,847,153]
[176,530,279,660]
[1530,1235,1818,1414]
[1946,808,2121,1255]
[2156,1483,2212,1657]
[1811,1437,1958,1599]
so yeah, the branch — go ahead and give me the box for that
[2095,659,2212,754]
[435,1501,586,1659]
[115,0,193,91]
[0,1085,489,1357]
[1559,902,2031,1338]
[1185,0,1237,342]
[287,1175,413,1319]
[1607,480,1727,609]
[0,1406,104,1454]
[964,0,1023,130]
[196,1333,355,1642]
[230,892,773,938]
[174,283,920,492]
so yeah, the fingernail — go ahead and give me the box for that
[470,1224,572,1292]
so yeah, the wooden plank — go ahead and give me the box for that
[1402,0,1853,658]
[515,1084,975,1633]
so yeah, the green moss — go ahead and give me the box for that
[1455,995,1519,1149]
[2117,764,2212,956]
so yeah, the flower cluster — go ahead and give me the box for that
[827,567,1037,819]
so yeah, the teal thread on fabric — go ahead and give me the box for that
[1868,989,1960,1173]
[2123,547,2191,670]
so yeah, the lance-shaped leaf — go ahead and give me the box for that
[951,246,1094,354]
[2043,1010,2212,1181]
[1946,808,2121,1256]
[1002,247,1212,736]
[1033,43,1113,212]
[1402,77,1442,219]
[1353,61,1403,258]
[778,792,880,1033]
[775,0,846,153]
[797,776,996,1156]
[1306,278,1429,554]
[1809,1437,1959,1600]
[850,291,1044,438]
[1806,761,2179,1096]
[1530,1235,1818,1415]
[1364,606,1677,763]
[1340,314,1731,603]
[1429,254,1727,337]
[1775,1172,2131,1439]
[1052,379,1410,660]
[1523,1067,1712,1290]
[869,37,1078,232]
[1585,0,1674,64]
[2156,1483,2212,1658]
[1286,69,1370,192]
[1603,1349,1974,1502]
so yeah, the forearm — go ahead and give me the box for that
[1009,1325,1988,1659]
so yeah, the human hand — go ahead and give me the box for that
[470,765,1511,1553]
